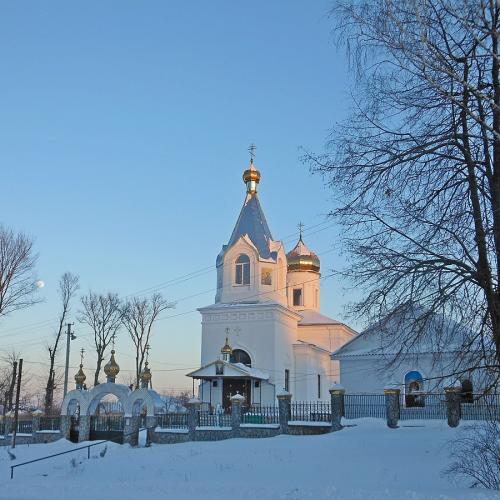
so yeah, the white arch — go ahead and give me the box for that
[61,383,162,417]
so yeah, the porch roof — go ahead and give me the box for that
[186,360,269,381]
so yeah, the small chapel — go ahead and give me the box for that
[187,154,356,409]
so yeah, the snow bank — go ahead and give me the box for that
[0,419,496,500]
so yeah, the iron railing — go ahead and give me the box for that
[156,413,188,429]
[90,415,124,431]
[243,405,279,424]
[461,393,500,420]
[400,393,447,420]
[198,410,232,427]
[16,420,33,434]
[291,401,331,422]
[39,416,60,431]
[343,394,385,419]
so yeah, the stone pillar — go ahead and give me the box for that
[78,415,90,442]
[277,391,292,435]
[32,415,41,433]
[145,415,156,446]
[445,386,462,428]
[60,415,71,440]
[384,388,400,429]
[230,393,245,436]
[186,398,201,440]
[329,384,345,432]
[123,416,140,446]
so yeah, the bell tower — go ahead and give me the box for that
[286,226,321,311]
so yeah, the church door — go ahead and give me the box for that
[222,379,251,411]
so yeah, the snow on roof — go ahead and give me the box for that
[332,305,472,358]
[298,310,342,326]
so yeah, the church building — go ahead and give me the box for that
[187,156,356,409]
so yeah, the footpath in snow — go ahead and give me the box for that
[0,419,498,500]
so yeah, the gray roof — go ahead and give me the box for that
[226,192,274,259]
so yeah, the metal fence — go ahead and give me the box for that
[39,416,60,431]
[198,410,232,427]
[156,413,188,429]
[399,394,447,420]
[16,420,33,434]
[0,421,5,435]
[291,401,331,422]
[461,394,500,420]
[243,405,279,424]
[344,394,386,419]
[90,415,124,431]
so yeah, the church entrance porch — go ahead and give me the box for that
[222,379,251,411]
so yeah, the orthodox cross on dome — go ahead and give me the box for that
[145,343,151,362]
[111,332,116,350]
[298,221,305,240]
[80,348,85,365]
[248,143,257,164]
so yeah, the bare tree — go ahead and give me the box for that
[78,292,122,386]
[121,293,173,388]
[304,0,500,384]
[0,351,19,415]
[44,272,79,413]
[0,226,39,318]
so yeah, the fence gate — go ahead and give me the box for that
[89,416,124,444]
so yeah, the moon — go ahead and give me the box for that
[35,280,45,289]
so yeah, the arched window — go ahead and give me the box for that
[235,254,250,285]
[230,349,252,366]
[404,371,425,408]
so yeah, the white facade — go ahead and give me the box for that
[189,158,356,408]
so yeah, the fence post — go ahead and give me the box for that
[444,386,462,427]
[186,397,201,440]
[230,393,245,437]
[277,391,292,435]
[384,388,400,429]
[32,415,41,433]
[329,384,345,432]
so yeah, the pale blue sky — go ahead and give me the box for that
[0,1,357,396]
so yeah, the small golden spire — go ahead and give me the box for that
[104,349,120,381]
[243,144,261,194]
[75,348,86,388]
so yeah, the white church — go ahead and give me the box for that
[187,157,356,409]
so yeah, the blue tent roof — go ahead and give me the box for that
[226,193,273,259]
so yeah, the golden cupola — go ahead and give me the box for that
[74,364,86,389]
[140,361,152,389]
[287,236,320,273]
[243,159,261,194]
[104,350,120,383]
[221,336,232,362]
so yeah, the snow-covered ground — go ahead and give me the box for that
[1,419,497,499]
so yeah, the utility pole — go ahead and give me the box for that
[11,358,23,449]
[63,323,76,398]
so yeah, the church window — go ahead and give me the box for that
[293,288,302,306]
[404,371,425,407]
[317,374,321,399]
[254,380,260,388]
[261,268,272,285]
[235,254,250,285]
[215,361,224,375]
[230,349,252,366]
[213,380,218,387]
[285,369,290,392]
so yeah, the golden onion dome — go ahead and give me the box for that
[287,237,320,273]
[104,350,120,379]
[221,336,232,355]
[140,361,152,384]
[74,364,86,385]
[243,160,261,193]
